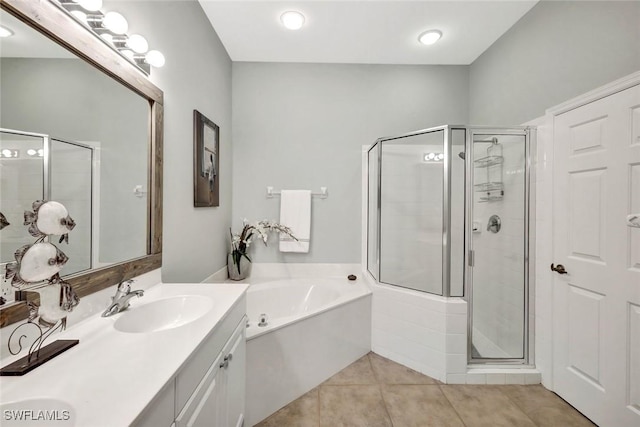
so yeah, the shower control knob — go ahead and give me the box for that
[550,263,568,274]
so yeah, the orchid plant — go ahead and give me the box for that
[229,219,297,274]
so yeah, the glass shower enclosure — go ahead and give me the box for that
[367,125,533,364]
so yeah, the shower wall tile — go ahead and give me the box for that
[446,334,467,354]
[446,374,467,384]
[375,312,446,353]
[446,354,468,374]
[485,373,507,384]
[446,313,467,334]
[465,373,487,384]
[371,282,457,382]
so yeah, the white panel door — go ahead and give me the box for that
[553,84,640,427]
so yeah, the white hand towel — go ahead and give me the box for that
[279,190,311,253]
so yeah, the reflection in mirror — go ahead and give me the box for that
[0,131,45,263]
[0,8,150,305]
[50,138,93,276]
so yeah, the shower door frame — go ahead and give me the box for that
[369,125,457,297]
[465,126,535,366]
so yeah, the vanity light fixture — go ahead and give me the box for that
[120,49,135,60]
[280,11,305,30]
[0,149,19,158]
[0,25,13,38]
[102,11,128,35]
[126,34,148,54]
[25,149,45,157]
[70,10,87,23]
[75,0,102,12]
[418,29,442,45]
[54,1,165,75]
[145,50,166,68]
[423,152,444,162]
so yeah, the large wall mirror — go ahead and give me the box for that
[0,0,163,327]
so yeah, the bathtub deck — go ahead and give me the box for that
[255,352,595,427]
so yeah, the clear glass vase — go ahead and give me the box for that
[227,252,252,281]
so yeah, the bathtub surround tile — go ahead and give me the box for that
[381,384,465,427]
[323,355,377,385]
[255,388,319,427]
[440,385,537,427]
[319,385,392,427]
[369,352,439,385]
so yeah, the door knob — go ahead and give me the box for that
[550,263,568,274]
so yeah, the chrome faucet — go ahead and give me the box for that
[101,280,144,317]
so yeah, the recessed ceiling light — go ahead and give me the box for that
[280,11,305,30]
[0,26,13,38]
[418,30,442,45]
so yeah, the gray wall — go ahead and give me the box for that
[470,0,640,125]
[232,63,468,263]
[111,0,233,282]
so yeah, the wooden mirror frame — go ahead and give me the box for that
[0,0,163,327]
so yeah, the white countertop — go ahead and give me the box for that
[0,282,248,427]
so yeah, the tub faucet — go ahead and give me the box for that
[101,280,144,317]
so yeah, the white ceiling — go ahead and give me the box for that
[199,0,539,65]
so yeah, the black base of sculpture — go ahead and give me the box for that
[0,339,79,376]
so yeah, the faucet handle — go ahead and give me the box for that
[117,279,134,293]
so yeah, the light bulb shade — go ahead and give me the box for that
[145,50,165,67]
[126,34,148,54]
[0,25,14,38]
[78,0,103,12]
[100,33,113,44]
[280,11,305,30]
[103,11,128,34]
[418,30,442,45]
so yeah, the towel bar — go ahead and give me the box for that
[266,186,328,199]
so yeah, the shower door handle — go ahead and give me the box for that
[550,263,568,274]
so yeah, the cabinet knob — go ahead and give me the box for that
[219,353,232,369]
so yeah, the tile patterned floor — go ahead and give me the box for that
[255,352,596,427]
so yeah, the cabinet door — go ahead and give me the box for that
[225,324,246,427]
[175,352,225,427]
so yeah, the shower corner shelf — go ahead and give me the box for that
[478,190,504,203]
[473,155,503,168]
[474,143,504,202]
[474,182,504,192]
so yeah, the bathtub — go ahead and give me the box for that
[246,277,370,339]
[245,275,372,426]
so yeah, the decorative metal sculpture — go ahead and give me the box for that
[1,200,80,376]
[0,211,9,230]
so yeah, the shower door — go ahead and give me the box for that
[467,128,531,363]
[367,126,466,297]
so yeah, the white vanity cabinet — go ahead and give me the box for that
[175,319,246,427]
[134,294,247,427]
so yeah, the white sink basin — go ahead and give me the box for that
[113,295,213,333]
